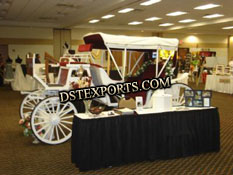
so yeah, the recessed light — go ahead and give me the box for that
[222,26,233,30]
[118,8,134,13]
[140,0,161,6]
[128,21,143,25]
[179,19,196,23]
[166,11,187,16]
[159,23,174,27]
[101,14,115,19]
[194,4,220,10]
[203,14,224,19]
[89,19,99,23]
[145,17,161,21]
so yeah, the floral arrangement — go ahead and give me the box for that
[165,60,173,77]
[127,60,153,78]
[19,116,33,137]
[71,77,92,89]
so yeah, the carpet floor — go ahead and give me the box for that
[0,84,233,175]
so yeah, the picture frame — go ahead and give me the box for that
[184,90,212,108]
[193,100,203,107]
[194,90,202,100]
[215,65,224,75]
[184,90,194,97]
[185,97,193,107]
[224,66,231,75]
[203,98,211,107]
[202,90,212,98]
[135,96,143,111]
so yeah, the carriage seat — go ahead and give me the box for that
[90,65,123,86]
[47,68,68,87]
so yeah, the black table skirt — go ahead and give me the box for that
[71,108,220,171]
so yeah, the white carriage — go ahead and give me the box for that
[20,33,191,145]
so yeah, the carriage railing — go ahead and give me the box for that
[61,53,95,63]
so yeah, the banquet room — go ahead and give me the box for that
[0,0,233,174]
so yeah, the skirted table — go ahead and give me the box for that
[71,108,220,171]
[205,75,233,94]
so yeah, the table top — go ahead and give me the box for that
[75,107,215,120]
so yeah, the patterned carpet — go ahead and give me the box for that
[0,85,233,175]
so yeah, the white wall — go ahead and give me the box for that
[8,44,53,64]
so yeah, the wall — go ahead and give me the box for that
[0,26,53,64]
[163,33,229,66]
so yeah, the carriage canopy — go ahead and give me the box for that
[83,32,179,51]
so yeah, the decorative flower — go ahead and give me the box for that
[19,119,25,125]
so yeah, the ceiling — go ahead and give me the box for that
[0,0,233,35]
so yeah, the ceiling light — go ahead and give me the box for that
[101,14,115,19]
[145,17,161,21]
[194,4,220,10]
[222,26,233,30]
[179,19,196,23]
[166,11,187,16]
[118,8,134,13]
[159,23,174,27]
[203,14,224,19]
[128,21,143,25]
[140,0,161,6]
[89,19,99,23]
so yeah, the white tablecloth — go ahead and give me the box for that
[205,75,233,94]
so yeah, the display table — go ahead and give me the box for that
[205,75,233,94]
[71,108,220,171]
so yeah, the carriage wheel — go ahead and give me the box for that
[165,83,192,106]
[30,96,77,145]
[19,90,45,119]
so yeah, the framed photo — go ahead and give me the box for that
[193,100,203,107]
[224,66,231,75]
[215,65,224,75]
[135,96,143,111]
[184,90,194,97]
[194,90,202,100]
[203,98,211,107]
[202,90,212,98]
[185,97,193,107]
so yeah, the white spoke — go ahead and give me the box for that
[34,121,49,126]
[50,101,55,113]
[42,126,52,139]
[179,94,184,103]
[57,124,66,137]
[55,126,60,140]
[37,109,50,118]
[43,102,51,114]
[60,108,74,118]
[32,98,37,105]
[36,124,49,134]
[23,106,34,110]
[59,103,69,115]
[61,120,72,125]
[49,126,55,141]
[56,103,60,114]
[25,101,35,108]
[34,115,48,120]
[59,123,72,132]
[61,115,73,120]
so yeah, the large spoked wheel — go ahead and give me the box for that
[30,96,77,145]
[20,90,45,119]
[165,83,192,106]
